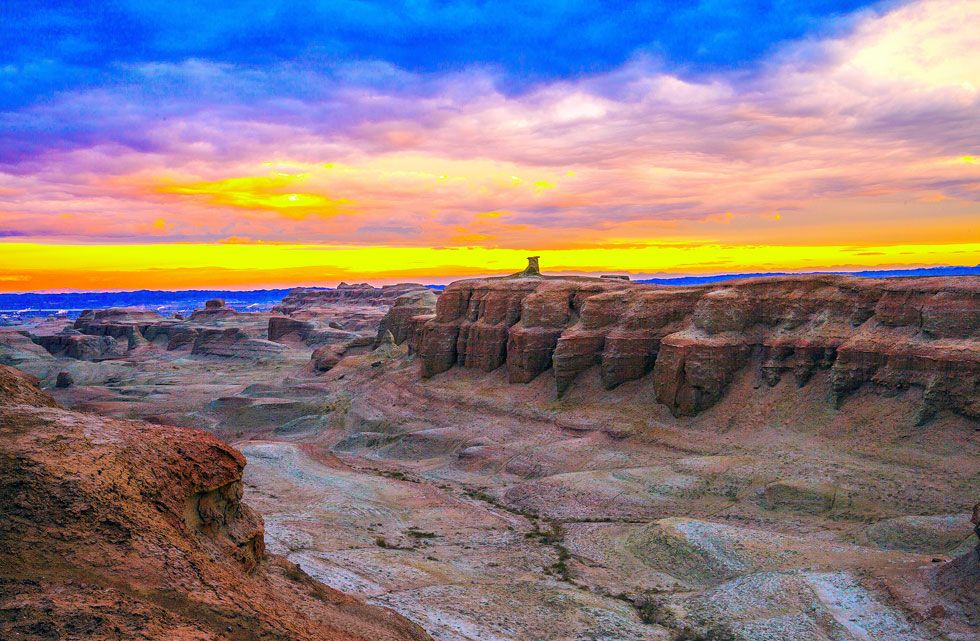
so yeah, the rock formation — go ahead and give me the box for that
[268,316,360,346]
[191,327,286,359]
[397,274,980,419]
[55,371,73,388]
[373,288,438,349]
[31,331,124,360]
[0,363,432,641]
[189,299,239,321]
[73,307,163,349]
[274,283,429,314]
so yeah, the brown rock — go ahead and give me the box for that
[375,289,438,348]
[55,371,73,388]
[312,345,344,371]
[274,283,429,314]
[409,273,980,419]
[0,364,431,641]
[192,328,286,358]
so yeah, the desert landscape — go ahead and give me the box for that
[2,265,978,640]
[3,1,979,638]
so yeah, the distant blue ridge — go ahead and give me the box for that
[1,265,977,318]
[634,264,980,286]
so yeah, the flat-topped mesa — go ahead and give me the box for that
[273,282,429,314]
[396,273,980,420]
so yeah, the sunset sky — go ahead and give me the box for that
[1,0,978,291]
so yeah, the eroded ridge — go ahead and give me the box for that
[408,274,980,418]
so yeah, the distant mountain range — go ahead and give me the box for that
[633,264,980,286]
[0,288,306,320]
[1,265,977,319]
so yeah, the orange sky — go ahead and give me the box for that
[1,0,978,291]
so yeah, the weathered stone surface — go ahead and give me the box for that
[31,332,123,360]
[269,316,316,341]
[410,274,980,420]
[192,327,286,358]
[312,345,344,371]
[375,289,438,348]
[189,299,239,321]
[71,307,163,350]
[0,364,432,641]
[274,283,429,314]
[55,371,73,388]
[268,316,359,345]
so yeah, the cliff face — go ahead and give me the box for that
[0,364,431,641]
[407,275,980,419]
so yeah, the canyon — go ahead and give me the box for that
[1,272,978,641]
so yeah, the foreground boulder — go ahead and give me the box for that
[0,364,431,641]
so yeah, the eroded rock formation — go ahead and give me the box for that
[374,288,438,349]
[0,363,431,641]
[189,299,239,321]
[274,283,429,314]
[399,274,980,419]
[191,327,286,358]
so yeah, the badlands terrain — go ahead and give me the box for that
[1,272,979,640]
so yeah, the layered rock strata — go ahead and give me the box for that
[374,289,438,349]
[0,364,431,641]
[268,316,360,346]
[402,275,980,419]
[274,283,429,314]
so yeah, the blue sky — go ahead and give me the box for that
[1,0,978,290]
[3,1,882,106]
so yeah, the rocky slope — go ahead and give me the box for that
[0,364,431,641]
[409,274,980,419]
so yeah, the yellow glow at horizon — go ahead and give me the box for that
[2,241,979,283]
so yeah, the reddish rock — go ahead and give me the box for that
[268,316,359,346]
[312,345,344,371]
[0,364,431,641]
[375,289,438,348]
[410,274,980,420]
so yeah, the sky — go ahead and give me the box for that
[0,0,978,291]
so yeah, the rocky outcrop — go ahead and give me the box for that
[189,298,239,321]
[268,316,360,345]
[374,289,438,349]
[70,307,165,351]
[274,283,429,314]
[0,364,431,641]
[30,326,126,360]
[407,274,980,420]
[192,328,286,359]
